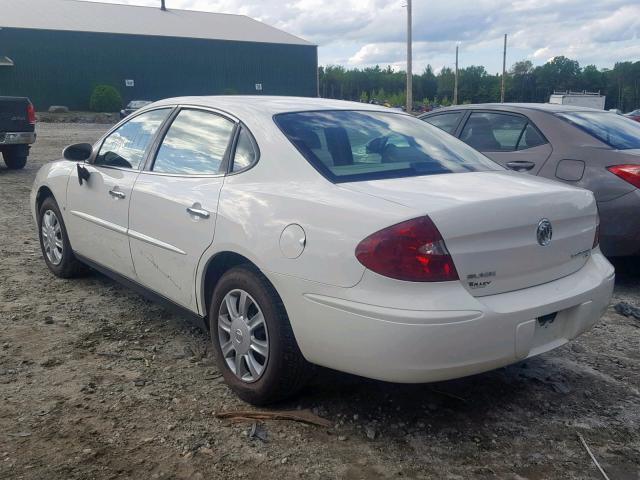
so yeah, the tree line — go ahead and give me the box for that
[318,57,640,111]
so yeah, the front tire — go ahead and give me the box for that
[38,197,85,278]
[210,265,309,405]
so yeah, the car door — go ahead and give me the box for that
[66,108,172,278]
[128,107,237,311]
[458,111,552,174]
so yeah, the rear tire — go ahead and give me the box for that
[38,196,86,278]
[2,148,27,169]
[209,265,309,405]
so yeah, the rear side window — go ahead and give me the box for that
[95,108,170,169]
[232,127,258,172]
[152,109,235,175]
[274,110,501,183]
[517,123,546,150]
[421,112,463,134]
[557,111,640,150]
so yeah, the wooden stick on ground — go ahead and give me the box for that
[577,433,610,480]
[215,409,332,428]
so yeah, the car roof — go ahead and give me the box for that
[426,103,608,114]
[151,95,396,119]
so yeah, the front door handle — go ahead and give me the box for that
[108,188,126,199]
[187,203,210,219]
[506,160,536,172]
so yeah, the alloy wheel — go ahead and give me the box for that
[41,210,63,266]
[217,289,269,382]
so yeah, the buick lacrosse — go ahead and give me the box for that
[32,96,614,404]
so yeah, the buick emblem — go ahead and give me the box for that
[234,328,244,344]
[536,218,553,246]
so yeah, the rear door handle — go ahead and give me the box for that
[506,161,536,172]
[187,204,210,219]
[108,188,126,199]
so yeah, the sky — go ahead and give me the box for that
[86,0,640,74]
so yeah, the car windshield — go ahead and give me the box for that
[557,111,640,150]
[274,110,501,183]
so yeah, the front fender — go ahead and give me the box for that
[30,160,76,225]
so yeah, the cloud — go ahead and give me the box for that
[85,0,640,72]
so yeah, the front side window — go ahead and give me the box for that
[275,110,501,183]
[557,111,640,150]
[232,127,258,172]
[460,112,528,152]
[422,112,463,134]
[95,108,170,169]
[153,109,235,175]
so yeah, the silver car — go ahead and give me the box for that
[420,104,640,257]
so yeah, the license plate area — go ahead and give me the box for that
[537,312,557,327]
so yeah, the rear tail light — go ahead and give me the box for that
[607,164,640,189]
[593,213,600,249]
[26,103,36,125]
[355,216,458,282]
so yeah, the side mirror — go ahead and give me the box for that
[63,143,93,162]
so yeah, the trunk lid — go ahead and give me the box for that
[342,171,597,296]
[0,96,34,133]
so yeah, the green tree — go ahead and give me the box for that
[89,85,122,112]
[534,56,581,99]
[437,67,455,103]
[315,57,640,112]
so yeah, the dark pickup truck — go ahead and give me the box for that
[0,96,36,169]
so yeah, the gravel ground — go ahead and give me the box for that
[1,123,639,480]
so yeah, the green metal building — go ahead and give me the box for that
[0,0,318,110]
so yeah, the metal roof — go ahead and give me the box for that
[0,0,314,46]
[151,96,393,118]
[426,103,604,114]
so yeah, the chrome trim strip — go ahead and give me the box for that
[70,211,186,255]
[70,210,127,235]
[137,170,225,179]
[174,104,241,123]
[128,228,186,255]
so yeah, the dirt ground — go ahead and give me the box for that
[1,123,639,480]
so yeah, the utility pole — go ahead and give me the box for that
[453,44,459,105]
[406,0,412,113]
[500,34,507,103]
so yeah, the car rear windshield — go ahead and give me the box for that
[557,111,640,150]
[274,110,501,183]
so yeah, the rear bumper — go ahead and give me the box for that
[598,189,640,256]
[0,131,36,146]
[270,251,614,383]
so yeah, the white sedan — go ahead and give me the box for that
[31,96,615,405]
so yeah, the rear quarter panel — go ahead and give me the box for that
[211,165,414,288]
[531,112,637,202]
